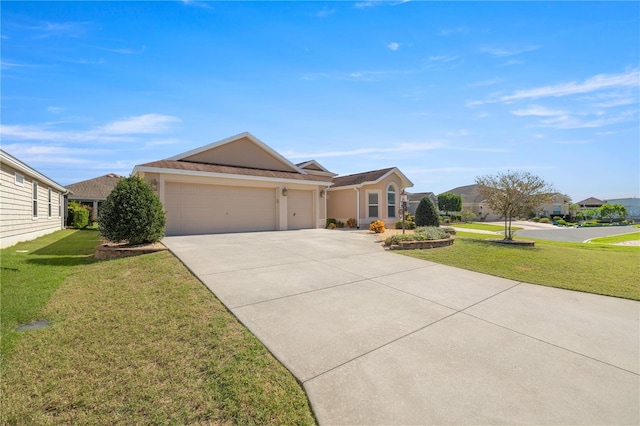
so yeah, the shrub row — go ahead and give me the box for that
[67,201,90,229]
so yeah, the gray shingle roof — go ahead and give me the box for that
[66,174,122,199]
[138,160,332,183]
[331,168,395,188]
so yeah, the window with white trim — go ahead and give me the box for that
[48,188,52,218]
[15,172,24,186]
[387,185,396,218]
[367,191,379,218]
[32,181,38,218]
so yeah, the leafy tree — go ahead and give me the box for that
[475,171,554,240]
[98,176,166,245]
[437,192,462,217]
[568,203,581,221]
[598,203,627,221]
[415,196,439,227]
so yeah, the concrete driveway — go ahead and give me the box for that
[163,229,639,425]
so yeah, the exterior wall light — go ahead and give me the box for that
[282,187,288,196]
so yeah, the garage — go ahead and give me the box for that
[164,182,277,235]
[287,189,314,230]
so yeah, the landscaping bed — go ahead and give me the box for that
[95,241,168,260]
[486,238,535,247]
[389,238,454,250]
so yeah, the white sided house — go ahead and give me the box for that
[133,132,335,236]
[0,150,68,248]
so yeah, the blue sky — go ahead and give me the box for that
[2,1,638,202]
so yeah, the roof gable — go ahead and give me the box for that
[576,197,604,206]
[331,167,413,189]
[296,160,337,177]
[169,132,302,173]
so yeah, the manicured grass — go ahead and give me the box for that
[1,230,315,425]
[1,229,101,362]
[399,234,640,301]
[588,232,640,244]
[451,222,523,232]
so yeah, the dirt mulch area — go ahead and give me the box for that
[95,241,168,260]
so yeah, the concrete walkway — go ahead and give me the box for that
[163,229,639,425]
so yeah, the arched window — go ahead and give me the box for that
[387,185,396,218]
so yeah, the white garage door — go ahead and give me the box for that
[164,182,277,235]
[287,189,314,230]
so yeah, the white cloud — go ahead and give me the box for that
[97,45,146,55]
[439,27,468,36]
[181,0,212,9]
[502,69,639,103]
[480,45,541,57]
[388,42,400,51]
[315,8,335,18]
[427,55,459,63]
[445,129,470,137]
[0,113,181,143]
[47,106,67,114]
[283,141,443,159]
[96,113,181,135]
[470,69,640,106]
[511,106,568,116]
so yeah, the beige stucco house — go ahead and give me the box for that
[326,167,413,229]
[0,149,68,248]
[132,132,414,235]
[133,132,335,236]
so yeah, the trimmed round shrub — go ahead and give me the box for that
[415,197,439,227]
[538,217,550,224]
[98,176,166,244]
[395,220,417,230]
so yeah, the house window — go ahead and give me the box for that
[48,188,52,218]
[32,181,38,218]
[368,191,379,218]
[553,205,562,215]
[387,185,396,218]
[15,172,24,186]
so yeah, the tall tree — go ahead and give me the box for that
[568,203,580,221]
[599,203,627,222]
[415,196,439,227]
[437,192,462,217]
[475,171,554,240]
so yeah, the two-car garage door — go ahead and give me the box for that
[164,182,315,235]
[165,182,277,235]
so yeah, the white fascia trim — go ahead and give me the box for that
[133,165,333,187]
[165,132,307,175]
[0,150,69,193]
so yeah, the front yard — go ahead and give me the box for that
[399,231,640,301]
[1,229,315,425]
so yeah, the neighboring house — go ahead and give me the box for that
[0,149,68,249]
[604,197,640,220]
[534,193,571,218]
[406,192,438,216]
[132,132,335,235]
[576,197,604,209]
[326,167,413,228]
[66,173,122,221]
[445,184,498,221]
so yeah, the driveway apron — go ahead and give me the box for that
[163,229,639,425]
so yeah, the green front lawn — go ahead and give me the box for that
[399,234,640,300]
[588,232,640,244]
[1,230,315,425]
